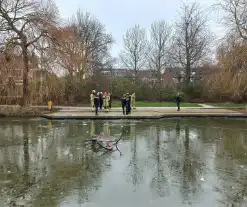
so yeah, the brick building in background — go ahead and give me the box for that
[100,66,214,88]
[0,52,47,100]
[100,68,160,83]
[162,67,213,87]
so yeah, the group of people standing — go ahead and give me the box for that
[90,90,112,115]
[121,92,136,115]
[90,90,136,116]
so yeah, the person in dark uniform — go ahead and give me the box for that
[108,92,112,109]
[126,93,131,115]
[94,92,100,115]
[99,92,103,110]
[121,94,127,115]
[176,93,180,111]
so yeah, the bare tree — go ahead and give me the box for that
[70,10,114,74]
[0,0,57,106]
[119,24,148,77]
[170,2,212,87]
[217,0,247,40]
[207,33,247,101]
[149,20,172,83]
[50,27,85,76]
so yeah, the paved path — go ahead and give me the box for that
[198,104,216,108]
[1,104,246,120]
[58,107,202,112]
[41,107,246,120]
[0,104,232,110]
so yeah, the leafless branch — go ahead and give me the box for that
[148,20,172,83]
[119,24,149,76]
[0,0,58,106]
[215,0,247,40]
[169,2,213,87]
[69,10,114,73]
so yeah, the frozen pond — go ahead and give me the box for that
[0,118,247,206]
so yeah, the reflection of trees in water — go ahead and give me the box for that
[0,123,42,205]
[23,123,29,187]
[181,126,195,203]
[0,120,112,206]
[123,120,205,200]
[181,126,205,204]
[168,124,204,205]
[150,125,169,197]
[108,121,147,191]
[127,132,143,191]
[125,122,175,195]
[3,118,247,205]
[213,127,247,205]
[176,120,180,139]
[32,153,109,206]
[123,121,159,191]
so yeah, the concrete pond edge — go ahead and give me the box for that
[40,113,247,120]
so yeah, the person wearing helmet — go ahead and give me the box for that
[131,92,136,109]
[121,94,127,115]
[103,92,109,112]
[126,92,131,115]
[99,92,103,110]
[90,90,96,112]
[94,92,100,115]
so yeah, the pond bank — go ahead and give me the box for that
[1,105,246,119]
[41,107,247,120]
[0,106,59,117]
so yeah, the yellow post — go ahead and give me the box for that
[48,100,52,111]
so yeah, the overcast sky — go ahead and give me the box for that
[54,0,227,58]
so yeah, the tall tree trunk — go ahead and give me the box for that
[184,23,191,88]
[185,62,191,88]
[22,45,29,106]
[134,59,137,84]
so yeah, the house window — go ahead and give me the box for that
[141,77,148,82]
[11,70,22,78]
[102,71,111,76]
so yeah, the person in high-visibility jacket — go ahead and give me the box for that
[131,92,136,109]
[90,90,95,112]
[103,92,109,112]
[48,100,52,111]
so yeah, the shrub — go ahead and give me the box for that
[0,106,44,117]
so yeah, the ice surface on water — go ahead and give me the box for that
[0,118,247,206]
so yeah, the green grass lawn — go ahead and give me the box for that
[207,103,247,108]
[111,101,199,107]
